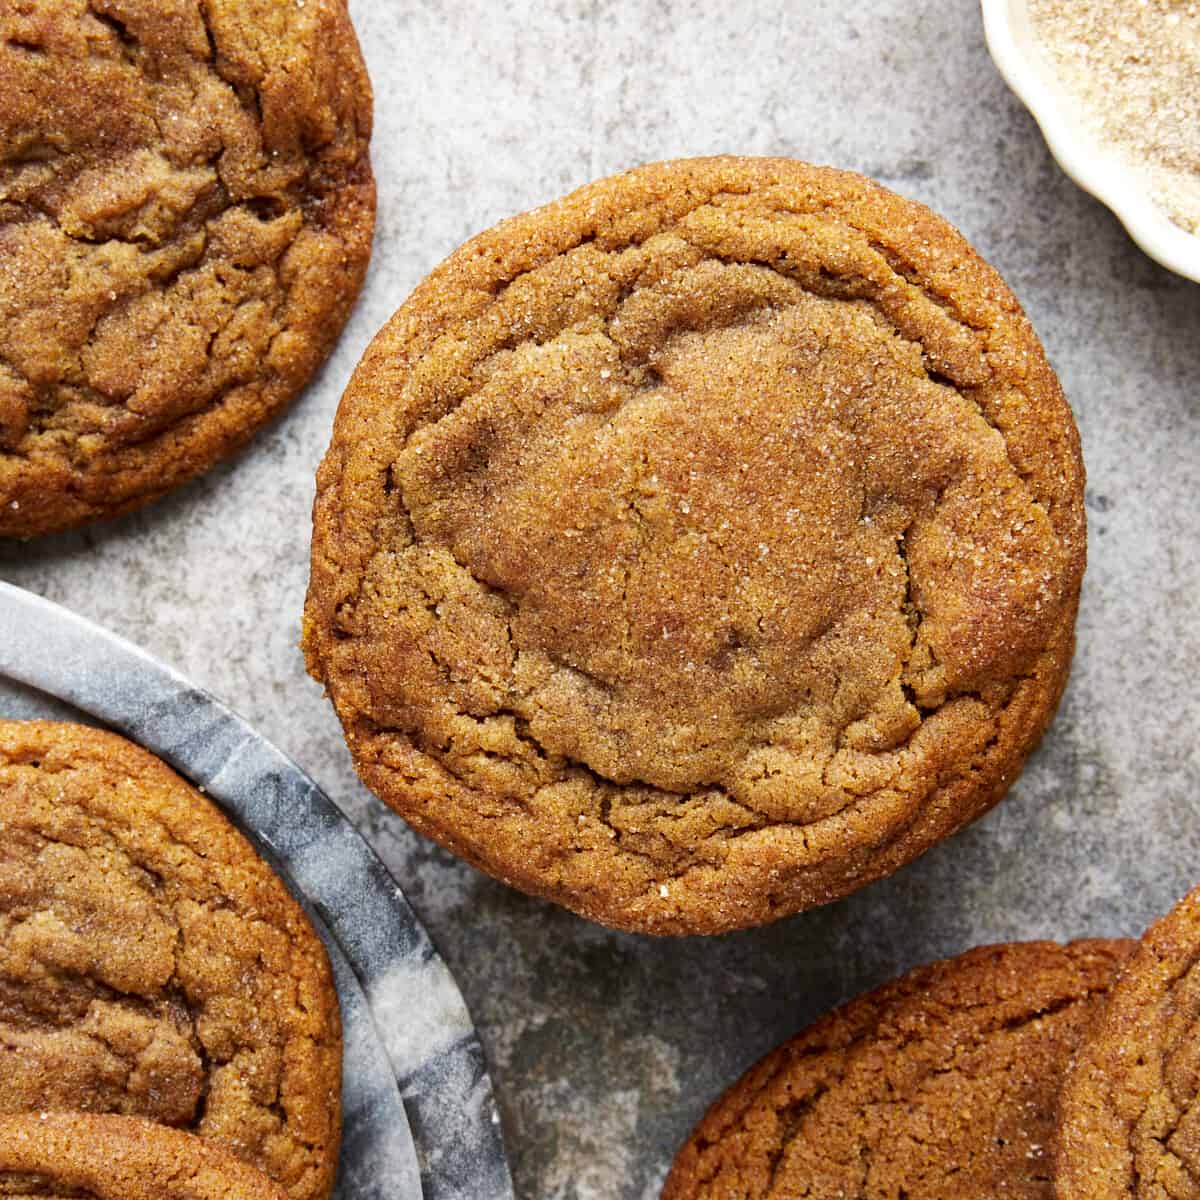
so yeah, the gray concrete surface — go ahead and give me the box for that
[3,2,1200,1196]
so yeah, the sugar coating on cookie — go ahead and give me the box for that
[1056,885,1200,1200]
[663,940,1132,1200]
[0,721,342,1200]
[0,0,375,537]
[304,155,1086,935]
[0,1111,290,1199]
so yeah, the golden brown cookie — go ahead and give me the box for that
[304,155,1086,935]
[1056,885,1200,1199]
[0,1111,289,1199]
[0,0,375,538]
[663,940,1133,1200]
[0,721,341,1200]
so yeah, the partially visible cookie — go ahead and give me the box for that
[1056,885,1200,1199]
[0,1112,288,1199]
[305,155,1086,935]
[0,721,342,1200]
[663,940,1132,1200]
[0,0,375,537]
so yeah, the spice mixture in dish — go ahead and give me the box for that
[305,155,1086,936]
[1028,0,1200,235]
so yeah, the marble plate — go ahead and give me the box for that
[0,581,513,1200]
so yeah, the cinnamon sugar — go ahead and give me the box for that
[1029,0,1200,235]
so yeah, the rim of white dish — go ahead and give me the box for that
[981,0,1200,284]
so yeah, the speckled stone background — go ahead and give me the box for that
[3,2,1199,1197]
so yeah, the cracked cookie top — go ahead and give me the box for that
[663,940,1132,1200]
[0,1112,290,1199]
[0,721,341,1200]
[1056,885,1200,1200]
[0,0,374,538]
[304,156,1086,935]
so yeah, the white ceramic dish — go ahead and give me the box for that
[982,0,1200,284]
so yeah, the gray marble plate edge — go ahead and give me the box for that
[0,581,514,1200]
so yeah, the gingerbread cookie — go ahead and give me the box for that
[0,721,341,1200]
[0,0,374,537]
[1056,885,1200,1199]
[0,1112,288,1199]
[664,940,1132,1199]
[304,156,1086,934]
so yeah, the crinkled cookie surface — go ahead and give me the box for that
[305,156,1085,934]
[0,1112,289,1199]
[0,0,374,536]
[664,940,1132,1199]
[1057,885,1200,1200]
[0,721,342,1200]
